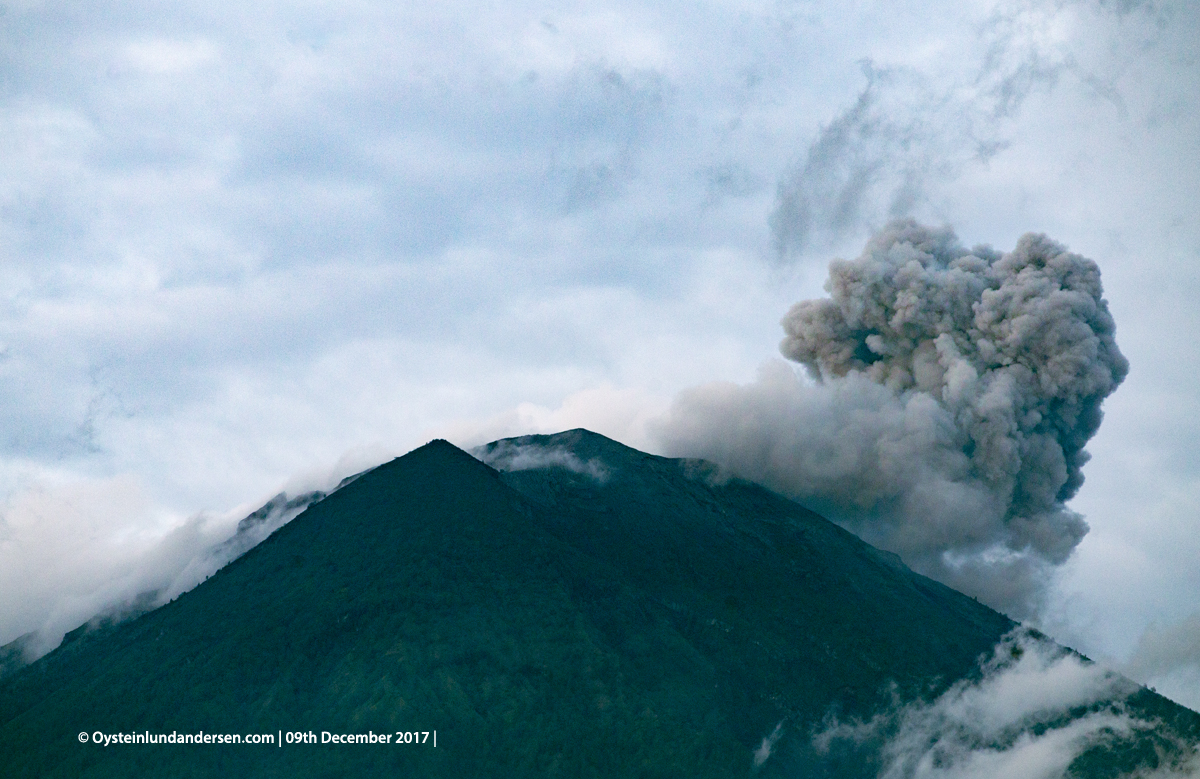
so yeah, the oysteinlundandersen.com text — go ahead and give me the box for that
[81,730,435,747]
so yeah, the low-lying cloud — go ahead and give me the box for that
[0,449,382,663]
[474,439,610,483]
[657,220,1128,618]
[812,628,1198,779]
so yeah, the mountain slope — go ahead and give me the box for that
[479,430,1016,722]
[0,432,1194,777]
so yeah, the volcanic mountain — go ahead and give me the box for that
[0,430,1195,777]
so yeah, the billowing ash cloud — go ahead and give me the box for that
[782,221,1127,558]
[657,221,1128,617]
[811,629,1200,779]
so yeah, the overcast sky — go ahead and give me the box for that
[1,0,1197,709]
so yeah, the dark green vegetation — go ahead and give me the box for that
[1,430,1196,777]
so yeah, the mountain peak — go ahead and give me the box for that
[376,436,502,483]
[479,427,640,457]
[2,431,1194,777]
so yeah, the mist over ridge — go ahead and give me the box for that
[657,220,1128,620]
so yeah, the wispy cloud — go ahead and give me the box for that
[474,439,610,483]
[769,0,1169,258]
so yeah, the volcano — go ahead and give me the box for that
[0,430,1195,777]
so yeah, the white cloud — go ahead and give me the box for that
[814,629,1198,779]
[118,39,220,75]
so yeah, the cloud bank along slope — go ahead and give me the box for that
[0,449,382,662]
[811,628,1200,779]
[658,220,1128,618]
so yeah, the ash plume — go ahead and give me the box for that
[658,220,1128,618]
